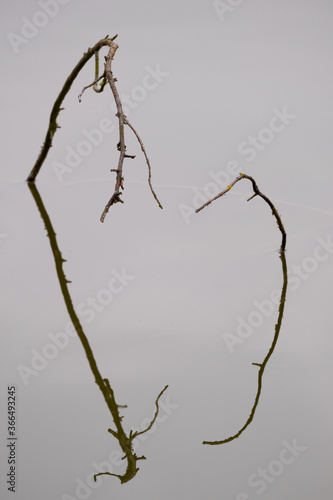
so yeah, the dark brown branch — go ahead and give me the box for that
[195,174,288,445]
[195,174,286,252]
[26,34,117,182]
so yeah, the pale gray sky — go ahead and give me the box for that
[1,1,333,499]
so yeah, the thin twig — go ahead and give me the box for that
[131,385,169,439]
[78,50,108,102]
[28,34,162,223]
[124,117,163,210]
[78,72,105,102]
[94,383,169,483]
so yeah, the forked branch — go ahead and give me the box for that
[94,383,169,484]
[27,35,162,223]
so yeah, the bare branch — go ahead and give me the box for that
[124,117,163,210]
[195,173,286,252]
[27,34,117,183]
[99,45,127,222]
[28,34,162,223]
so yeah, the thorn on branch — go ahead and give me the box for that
[107,428,118,438]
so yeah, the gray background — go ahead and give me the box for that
[1,1,333,499]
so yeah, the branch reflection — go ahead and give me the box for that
[28,183,168,483]
[196,174,288,445]
[203,251,287,445]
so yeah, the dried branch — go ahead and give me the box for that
[195,173,286,252]
[99,45,127,222]
[78,74,104,102]
[27,34,162,223]
[99,49,163,222]
[27,34,117,182]
[124,117,163,210]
